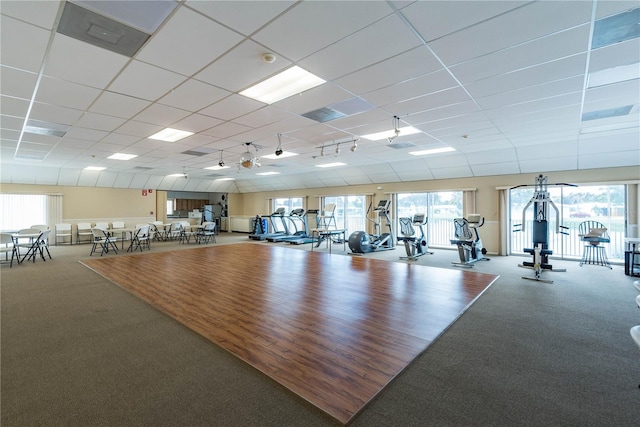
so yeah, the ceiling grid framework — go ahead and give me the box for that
[0,0,638,193]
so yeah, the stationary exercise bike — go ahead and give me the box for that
[450,214,489,267]
[348,200,396,254]
[512,174,573,283]
[398,213,433,261]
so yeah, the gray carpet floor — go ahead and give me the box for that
[2,233,639,426]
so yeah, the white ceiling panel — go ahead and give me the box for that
[136,6,244,76]
[1,1,638,192]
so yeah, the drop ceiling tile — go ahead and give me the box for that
[253,0,392,62]
[471,162,521,176]
[115,120,163,138]
[201,121,253,140]
[170,114,224,134]
[45,34,129,88]
[429,1,592,65]
[403,0,528,42]
[476,76,584,110]
[137,6,244,76]
[108,60,187,102]
[195,40,293,93]
[519,156,578,173]
[300,14,422,81]
[0,66,38,99]
[430,165,473,179]
[579,149,640,169]
[95,171,118,187]
[199,94,264,121]
[158,79,230,112]
[465,54,588,99]
[133,104,191,127]
[579,130,640,154]
[112,172,134,188]
[273,83,353,115]
[335,46,442,95]
[89,92,151,118]
[30,102,83,126]
[517,141,578,160]
[0,15,50,72]
[451,24,590,84]
[74,112,127,132]
[0,95,29,117]
[36,76,102,110]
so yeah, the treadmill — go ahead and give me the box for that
[268,209,307,242]
[249,207,287,240]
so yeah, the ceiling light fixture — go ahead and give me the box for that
[350,139,358,152]
[408,147,456,156]
[84,166,105,171]
[316,162,346,168]
[107,153,137,160]
[148,127,194,142]
[218,150,225,167]
[239,65,326,104]
[387,115,401,143]
[335,144,341,154]
[239,142,261,169]
[275,133,283,156]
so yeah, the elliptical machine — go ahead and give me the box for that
[398,213,433,261]
[348,200,396,254]
[450,214,489,267]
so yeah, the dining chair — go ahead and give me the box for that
[90,228,118,256]
[196,222,216,244]
[30,224,49,232]
[128,225,150,252]
[168,222,183,241]
[76,222,93,244]
[55,223,73,245]
[15,229,49,263]
[95,222,110,230]
[179,221,196,244]
[0,232,18,267]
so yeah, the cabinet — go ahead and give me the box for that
[175,199,208,211]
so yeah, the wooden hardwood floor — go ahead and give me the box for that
[81,243,498,424]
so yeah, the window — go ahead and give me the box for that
[322,195,367,232]
[167,199,175,215]
[0,194,47,231]
[397,191,463,247]
[509,183,627,261]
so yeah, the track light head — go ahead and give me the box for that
[335,144,340,154]
[275,148,283,156]
[218,160,225,167]
[350,140,358,152]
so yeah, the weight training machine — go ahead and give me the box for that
[512,174,573,283]
[398,213,433,261]
[348,199,396,254]
[450,214,489,267]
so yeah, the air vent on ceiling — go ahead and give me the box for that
[132,166,154,171]
[24,119,69,137]
[591,7,640,49]
[302,97,374,123]
[581,105,633,121]
[182,150,210,157]
[388,142,417,149]
[14,153,46,161]
[57,1,150,57]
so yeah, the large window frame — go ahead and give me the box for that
[0,194,48,231]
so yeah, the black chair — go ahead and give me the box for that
[578,221,611,269]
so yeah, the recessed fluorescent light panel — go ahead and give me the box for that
[84,166,106,171]
[168,173,185,177]
[262,151,298,159]
[148,128,194,142]
[216,177,235,181]
[316,162,346,168]
[409,147,456,156]
[108,153,137,160]
[256,171,280,176]
[361,126,421,141]
[588,63,640,87]
[205,165,230,170]
[240,66,326,104]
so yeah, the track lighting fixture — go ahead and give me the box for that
[218,150,225,167]
[275,133,283,156]
[387,115,401,143]
[316,138,358,157]
[350,139,358,152]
